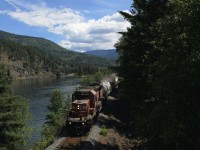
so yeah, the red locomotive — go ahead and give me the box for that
[67,82,112,133]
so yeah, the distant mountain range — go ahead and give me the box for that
[84,49,118,60]
[0,30,115,79]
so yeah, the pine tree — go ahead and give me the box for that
[35,89,65,149]
[115,0,169,135]
[146,1,200,149]
[116,0,200,149]
[0,65,31,150]
[46,89,65,127]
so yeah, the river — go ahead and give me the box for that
[11,77,80,148]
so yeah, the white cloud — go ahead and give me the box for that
[2,1,130,51]
[8,8,84,29]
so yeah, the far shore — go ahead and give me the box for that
[12,73,77,80]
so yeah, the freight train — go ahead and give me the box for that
[66,78,117,134]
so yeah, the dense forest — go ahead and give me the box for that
[116,0,200,149]
[0,31,114,79]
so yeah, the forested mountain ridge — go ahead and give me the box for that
[84,49,118,59]
[0,30,115,63]
[0,31,114,79]
[0,30,67,54]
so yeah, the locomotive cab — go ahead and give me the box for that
[67,84,104,129]
[68,99,91,125]
[70,99,90,118]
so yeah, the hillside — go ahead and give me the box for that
[0,30,67,54]
[0,30,115,64]
[84,49,118,59]
[0,31,115,79]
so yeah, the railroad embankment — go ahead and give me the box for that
[80,89,140,150]
[46,88,142,150]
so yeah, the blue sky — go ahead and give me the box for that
[0,0,132,52]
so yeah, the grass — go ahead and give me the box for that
[100,125,108,136]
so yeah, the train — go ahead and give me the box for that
[66,76,118,133]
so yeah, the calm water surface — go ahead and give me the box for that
[11,77,80,147]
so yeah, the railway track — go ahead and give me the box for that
[58,136,86,150]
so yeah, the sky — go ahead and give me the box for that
[0,0,132,52]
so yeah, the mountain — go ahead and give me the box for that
[84,49,118,59]
[0,30,67,54]
[0,30,115,79]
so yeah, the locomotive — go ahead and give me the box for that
[66,81,112,131]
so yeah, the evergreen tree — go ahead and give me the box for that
[115,0,169,135]
[116,0,200,149]
[146,1,200,149]
[0,65,31,150]
[46,89,65,127]
[35,89,65,149]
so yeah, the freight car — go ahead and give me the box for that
[101,74,119,91]
[66,82,112,133]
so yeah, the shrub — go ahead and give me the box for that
[100,125,108,136]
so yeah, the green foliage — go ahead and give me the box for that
[34,89,66,149]
[48,89,64,113]
[0,65,12,85]
[64,95,71,113]
[81,69,111,86]
[116,0,170,134]
[116,0,200,149]
[81,75,96,86]
[100,125,108,136]
[0,64,31,150]
[146,1,200,149]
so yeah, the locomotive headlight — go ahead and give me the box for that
[69,122,71,125]
[82,122,84,125]
[77,105,80,109]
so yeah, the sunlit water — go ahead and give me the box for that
[11,77,80,148]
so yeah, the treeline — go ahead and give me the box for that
[0,39,113,78]
[116,0,200,150]
[81,69,112,86]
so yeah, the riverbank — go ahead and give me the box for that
[13,73,77,80]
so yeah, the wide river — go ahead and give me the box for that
[11,77,80,148]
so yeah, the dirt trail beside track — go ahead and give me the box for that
[80,89,138,150]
